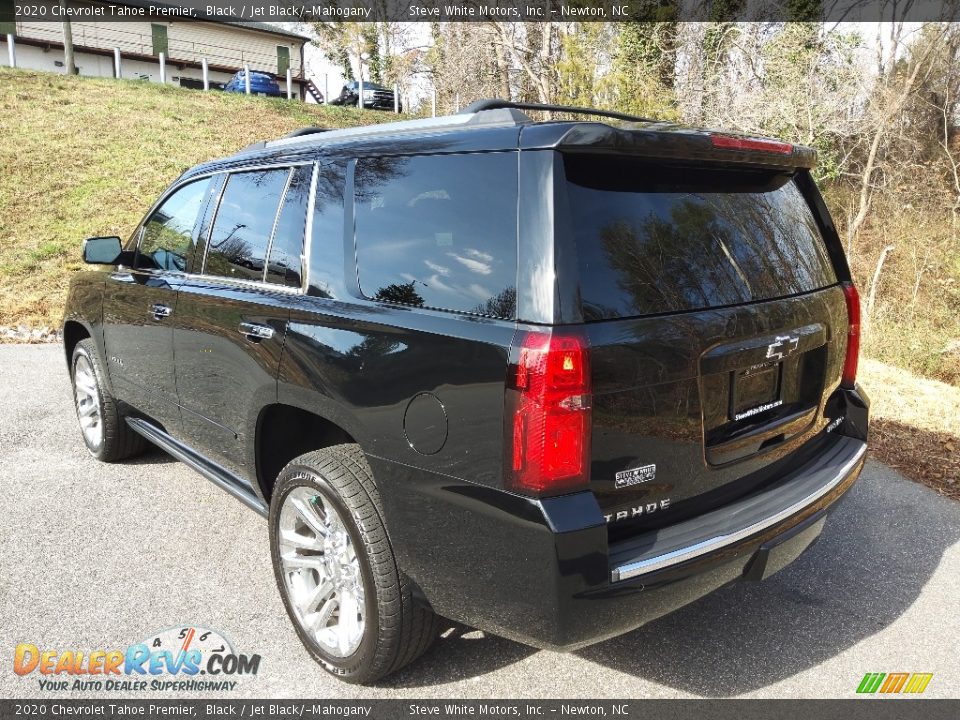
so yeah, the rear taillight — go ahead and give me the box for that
[711,134,793,155]
[842,282,860,386]
[507,331,592,495]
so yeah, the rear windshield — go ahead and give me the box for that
[563,155,838,320]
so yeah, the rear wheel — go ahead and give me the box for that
[70,339,146,462]
[269,445,440,683]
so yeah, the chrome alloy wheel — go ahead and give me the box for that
[278,486,366,658]
[73,355,103,450]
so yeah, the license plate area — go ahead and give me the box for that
[730,362,781,421]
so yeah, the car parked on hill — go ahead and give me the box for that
[63,100,869,684]
[328,80,400,111]
[224,69,282,97]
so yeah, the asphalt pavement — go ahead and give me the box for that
[1,344,957,699]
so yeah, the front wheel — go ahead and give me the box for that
[70,339,146,462]
[269,444,440,683]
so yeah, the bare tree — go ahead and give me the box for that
[846,23,947,247]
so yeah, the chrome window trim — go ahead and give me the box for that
[300,161,319,294]
[197,163,315,297]
[199,173,230,275]
[260,167,296,284]
[180,272,302,296]
[610,442,867,583]
[122,160,316,297]
[135,160,314,237]
[118,160,308,277]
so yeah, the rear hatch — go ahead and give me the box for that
[557,151,850,540]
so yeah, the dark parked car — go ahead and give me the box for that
[329,80,400,111]
[63,100,869,684]
[224,69,282,97]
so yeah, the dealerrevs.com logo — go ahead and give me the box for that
[14,626,260,692]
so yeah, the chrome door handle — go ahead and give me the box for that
[238,322,274,341]
[150,303,172,321]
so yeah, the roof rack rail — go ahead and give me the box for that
[459,98,657,124]
[262,109,527,150]
[257,100,647,153]
[284,127,330,138]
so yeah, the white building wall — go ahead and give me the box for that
[8,2,304,76]
[3,40,256,89]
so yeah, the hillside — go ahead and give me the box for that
[0,68,394,327]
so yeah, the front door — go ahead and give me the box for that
[102,177,216,434]
[172,164,312,480]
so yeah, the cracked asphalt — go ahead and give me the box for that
[1,344,958,699]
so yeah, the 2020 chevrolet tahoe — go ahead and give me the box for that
[62,100,870,683]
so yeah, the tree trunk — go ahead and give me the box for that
[492,37,511,100]
[864,244,895,337]
[60,0,76,76]
[847,28,943,246]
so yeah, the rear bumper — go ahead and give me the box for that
[372,390,869,651]
[610,436,865,583]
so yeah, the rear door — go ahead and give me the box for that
[102,177,216,434]
[173,163,314,479]
[557,154,849,538]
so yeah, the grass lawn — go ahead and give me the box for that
[0,67,395,328]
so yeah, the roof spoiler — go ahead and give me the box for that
[535,124,817,170]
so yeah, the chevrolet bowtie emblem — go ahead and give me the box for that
[766,335,800,361]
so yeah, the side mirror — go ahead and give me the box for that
[82,236,122,265]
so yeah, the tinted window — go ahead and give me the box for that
[204,169,289,282]
[266,165,312,287]
[138,178,213,272]
[354,153,518,318]
[564,155,838,320]
[308,159,348,299]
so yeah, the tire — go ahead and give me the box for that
[269,444,440,684]
[70,339,146,462]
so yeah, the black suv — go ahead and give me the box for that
[63,100,869,684]
[329,80,400,111]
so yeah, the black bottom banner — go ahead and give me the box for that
[1,700,958,720]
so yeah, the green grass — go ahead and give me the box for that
[0,68,398,327]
